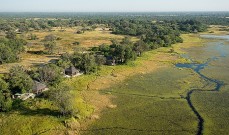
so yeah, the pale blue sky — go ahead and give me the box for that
[0,0,228,12]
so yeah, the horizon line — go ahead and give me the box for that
[1,11,229,13]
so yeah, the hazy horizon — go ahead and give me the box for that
[0,0,229,12]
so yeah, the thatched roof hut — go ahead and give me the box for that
[32,81,47,94]
[65,66,80,76]
[106,56,116,66]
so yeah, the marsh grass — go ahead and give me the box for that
[192,89,229,135]
[82,67,202,135]
[180,34,229,134]
[84,97,197,135]
[191,43,229,134]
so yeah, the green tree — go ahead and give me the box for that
[163,35,172,47]
[82,53,97,74]
[134,40,148,56]
[8,38,26,54]
[56,59,71,69]
[0,78,12,112]
[70,52,98,74]
[6,31,16,39]
[8,66,33,94]
[36,64,63,85]
[49,84,77,116]
[98,44,110,57]
[44,41,56,54]
[56,53,72,69]
[18,24,29,33]
[121,37,132,45]
[112,44,125,63]
[43,34,56,42]
[95,55,106,66]
[124,45,137,63]
[71,52,84,69]
[28,33,38,40]
[0,43,17,64]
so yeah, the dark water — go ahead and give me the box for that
[176,58,224,91]
[176,58,223,135]
[175,35,228,135]
[176,35,229,91]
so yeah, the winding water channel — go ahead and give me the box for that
[83,34,229,135]
[176,34,229,135]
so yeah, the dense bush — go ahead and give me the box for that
[0,38,26,64]
[49,84,77,116]
[8,66,33,94]
[0,78,12,112]
[33,64,63,85]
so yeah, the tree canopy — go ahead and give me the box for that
[8,66,33,94]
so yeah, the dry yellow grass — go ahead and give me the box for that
[0,53,58,73]
[31,27,129,52]
[0,27,136,73]
[202,25,229,35]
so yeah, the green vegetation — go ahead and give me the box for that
[0,38,26,64]
[192,90,229,135]
[49,84,77,116]
[8,66,33,94]
[0,78,12,112]
[0,12,229,135]
[44,41,57,54]
[192,50,229,134]
[82,67,202,135]
[0,99,65,135]
[32,63,63,85]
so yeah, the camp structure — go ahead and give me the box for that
[32,81,48,94]
[65,65,80,76]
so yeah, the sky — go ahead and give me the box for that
[0,0,228,12]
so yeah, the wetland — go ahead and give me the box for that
[82,35,229,135]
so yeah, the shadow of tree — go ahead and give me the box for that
[16,105,61,117]
[27,51,46,55]
[21,108,60,117]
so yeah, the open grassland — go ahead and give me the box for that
[0,53,58,73]
[191,89,229,135]
[81,67,203,135]
[174,34,206,53]
[83,97,197,135]
[202,25,229,35]
[30,27,129,52]
[0,27,131,73]
[101,67,203,98]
